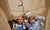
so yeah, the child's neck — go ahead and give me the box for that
[30,23,35,25]
[18,23,21,25]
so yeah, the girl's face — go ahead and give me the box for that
[18,17,23,24]
[29,17,35,24]
[29,19,35,24]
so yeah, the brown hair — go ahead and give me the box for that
[28,16,36,23]
[17,17,24,24]
[28,16,35,20]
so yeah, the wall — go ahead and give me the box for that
[45,0,50,30]
[0,0,12,20]
[0,6,11,30]
[8,0,46,19]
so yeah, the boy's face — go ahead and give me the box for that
[18,17,23,24]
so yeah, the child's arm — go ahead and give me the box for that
[23,25,26,30]
[24,20,30,28]
[12,24,18,30]
[24,20,28,25]
[38,17,43,22]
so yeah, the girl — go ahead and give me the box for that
[13,17,26,30]
[24,16,42,30]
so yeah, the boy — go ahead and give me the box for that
[12,17,26,30]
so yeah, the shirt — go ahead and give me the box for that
[13,23,26,30]
[35,17,43,25]
[24,17,43,30]
[24,22,41,30]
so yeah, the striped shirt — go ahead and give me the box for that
[24,17,43,30]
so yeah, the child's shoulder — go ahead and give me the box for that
[13,23,17,25]
[14,23,17,24]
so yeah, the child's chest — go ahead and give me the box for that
[17,24,23,30]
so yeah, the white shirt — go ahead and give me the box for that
[13,23,26,29]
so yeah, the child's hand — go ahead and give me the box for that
[24,20,28,23]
